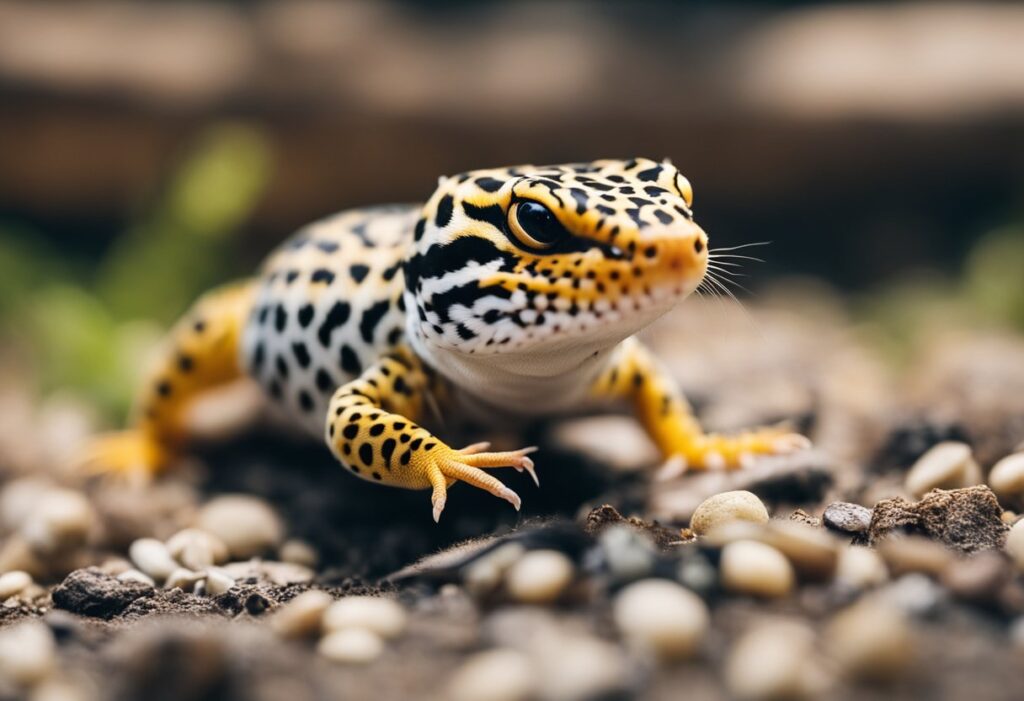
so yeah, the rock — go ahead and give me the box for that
[0,478,52,532]
[676,554,718,595]
[868,486,1008,553]
[128,538,179,582]
[463,543,526,597]
[824,600,913,682]
[613,578,709,660]
[165,529,229,570]
[0,621,56,687]
[822,502,872,536]
[941,551,1011,602]
[0,570,32,599]
[28,680,87,701]
[534,634,627,701]
[447,648,536,701]
[323,596,407,639]
[52,568,153,619]
[598,525,656,582]
[905,442,982,497]
[504,550,574,604]
[879,574,947,618]
[165,567,204,591]
[834,547,889,590]
[988,453,1024,501]
[116,569,156,588]
[761,521,839,580]
[20,489,95,555]
[195,495,283,559]
[725,620,827,700]
[720,541,795,598]
[270,589,333,638]
[551,415,659,472]
[690,491,769,536]
[204,568,235,596]
[318,628,384,664]
[1006,519,1024,572]
[877,535,954,576]
[279,539,318,568]
[220,559,314,586]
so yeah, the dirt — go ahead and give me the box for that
[868,486,1009,552]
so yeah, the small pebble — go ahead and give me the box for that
[204,567,235,596]
[270,589,333,638]
[905,441,982,498]
[20,489,95,555]
[279,539,319,568]
[690,491,769,536]
[318,628,384,664]
[116,569,155,588]
[677,554,717,595]
[824,600,913,681]
[0,620,56,686]
[448,648,536,701]
[164,567,204,591]
[613,578,709,660]
[128,538,179,582]
[989,453,1024,501]
[877,535,953,576]
[463,543,525,597]
[504,549,574,604]
[834,546,888,590]
[762,521,839,580]
[196,495,283,559]
[822,502,872,535]
[323,596,407,639]
[1005,518,1024,572]
[725,620,826,700]
[0,570,33,599]
[535,634,627,701]
[941,551,1010,601]
[165,528,229,570]
[28,680,87,701]
[720,540,795,598]
[880,574,947,617]
[599,525,656,582]
[0,479,52,532]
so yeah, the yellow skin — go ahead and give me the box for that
[89,158,810,521]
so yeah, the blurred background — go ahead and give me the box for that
[1,0,1023,420]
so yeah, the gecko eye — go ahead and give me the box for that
[508,200,568,250]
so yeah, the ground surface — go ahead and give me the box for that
[2,297,1024,700]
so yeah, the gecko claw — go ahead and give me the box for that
[499,487,522,511]
[432,494,446,523]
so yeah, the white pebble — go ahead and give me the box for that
[20,489,95,555]
[116,569,155,587]
[762,521,839,581]
[279,539,319,568]
[196,495,283,559]
[1006,519,1024,572]
[323,596,407,639]
[448,648,536,701]
[0,621,56,687]
[318,628,384,664]
[905,441,981,498]
[725,621,827,701]
[204,567,235,596]
[720,540,795,598]
[613,578,709,660]
[504,549,574,604]
[28,680,88,701]
[165,528,229,570]
[824,600,913,681]
[988,453,1024,500]
[835,546,889,590]
[129,538,179,582]
[535,634,627,701]
[270,590,333,638]
[0,479,52,533]
[165,567,204,591]
[690,491,769,536]
[463,543,525,597]
[0,570,32,599]
[599,525,656,581]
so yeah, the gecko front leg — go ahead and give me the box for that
[325,346,537,521]
[590,337,810,478]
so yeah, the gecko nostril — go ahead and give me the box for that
[694,238,704,254]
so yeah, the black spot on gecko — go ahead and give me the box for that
[435,194,454,227]
[292,342,311,369]
[298,304,315,328]
[343,424,359,440]
[369,424,385,437]
[315,368,334,392]
[340,345,362,375]
[359,299,391,344]
[381,438,396,468]
[359,443,373,466]
[349,264,370,283]
[318,301,352,347]
[177,354,194,373]
[298,390,314,412]
[311,269,335,284]
[274,305,287,332]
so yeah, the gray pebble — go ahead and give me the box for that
[823,502,872,535]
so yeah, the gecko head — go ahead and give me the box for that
[402,158,708,357]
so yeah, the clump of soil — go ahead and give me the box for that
[868,486,1009,552]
